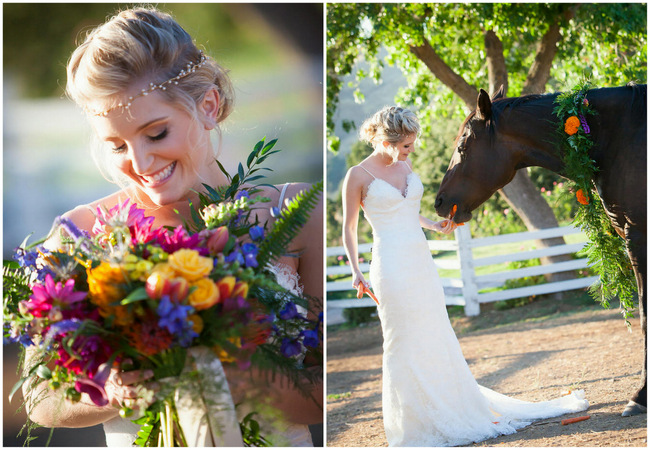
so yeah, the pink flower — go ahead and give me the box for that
[546,191,551,196]
[337,256,343,261]
[541,187,546,193]
[200,226,229,255]
[359,257,365,263]
[155,226,203,254]
[92,199,156,243]
[22,275,86,318]
[504,208,510,216]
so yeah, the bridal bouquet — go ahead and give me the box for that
[4,138,323,447]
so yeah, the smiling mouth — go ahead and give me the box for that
[141,162,176,186]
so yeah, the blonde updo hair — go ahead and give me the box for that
[359,106,420,148]
[66,7,235,189]
[67,7,234,121]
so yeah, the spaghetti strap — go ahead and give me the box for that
[358,164,377,179]
[401,160,413,173]
[278,182,290,209]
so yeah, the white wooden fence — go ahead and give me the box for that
[327,225,599,318]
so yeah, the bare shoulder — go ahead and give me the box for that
[44,190,127,250]
[344,164,374,189]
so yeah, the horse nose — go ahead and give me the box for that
[434,195,443,209]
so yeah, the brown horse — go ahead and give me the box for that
[435,84,647,416]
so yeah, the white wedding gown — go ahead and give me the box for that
[360,165,589,447]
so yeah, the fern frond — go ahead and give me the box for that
[3,265,32,312]
[256,181,322,268]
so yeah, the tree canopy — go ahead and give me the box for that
[327,3,647,152]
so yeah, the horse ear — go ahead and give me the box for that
[476,89,492,121]
[492,84,505,101]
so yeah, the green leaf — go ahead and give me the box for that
[120,287,149,305]
[8,377,27,403]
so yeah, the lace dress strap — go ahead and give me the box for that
[358,164,377,179]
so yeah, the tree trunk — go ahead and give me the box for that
[485,28,574,282]
[521,21,561,95]
[484,30,508,96]
[499,171,575,282]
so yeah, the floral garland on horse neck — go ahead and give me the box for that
[553,80,637,326]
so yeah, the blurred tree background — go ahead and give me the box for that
[3,3,323,447]
[326,3,646,248]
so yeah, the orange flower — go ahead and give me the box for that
[125,319,173,356]
[576,189,589,205]
[87,262,133,325]
[564,116,581,135]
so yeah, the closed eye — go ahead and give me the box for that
[149,128,168,141]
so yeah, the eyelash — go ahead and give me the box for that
[111,129,168,153]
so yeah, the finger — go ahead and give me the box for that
[117,369,155,386]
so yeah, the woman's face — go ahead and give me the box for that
[384,133,417,162]
[89,90,218,206]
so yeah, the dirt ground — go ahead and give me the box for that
[327,297,647,447]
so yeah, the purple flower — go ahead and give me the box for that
[280,338,302,358]
[156,296,197,346]
[279,302,302,320]
[578,114,590,134]
[249,226,264,241]
[300,329,320,348]
[74,362,111,407]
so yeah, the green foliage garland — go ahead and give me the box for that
[553,80,637,325]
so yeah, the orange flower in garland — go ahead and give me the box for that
[576,188,589,205]
[564,116,581,135]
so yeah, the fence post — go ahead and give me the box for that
[455,225,480,316]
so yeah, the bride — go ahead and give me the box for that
[21,7,322,447]
[341,105,589,447]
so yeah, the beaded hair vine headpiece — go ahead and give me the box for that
[93,52,208,116]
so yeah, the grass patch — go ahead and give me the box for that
[327,392,352,400]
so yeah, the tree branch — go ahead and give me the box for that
[520,5,579,96]
[484,30,508,96]
[409,38,477,111]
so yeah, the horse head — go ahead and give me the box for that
[435,87,519,223]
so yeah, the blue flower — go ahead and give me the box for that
[249,226,264,241]
[242,243,258,255]
[280,338,302,358]
[13,247,39,268]
[235,190,250,200]
[244,253,258,268]
[241,243,259,268]
[300,329,320,348]
[157,296,196,346]
[225,250,245,266]
[279,302,302,320]
[270,207,281,218]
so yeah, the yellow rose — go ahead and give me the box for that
[188,278,220,310]
[168,249,213,281]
